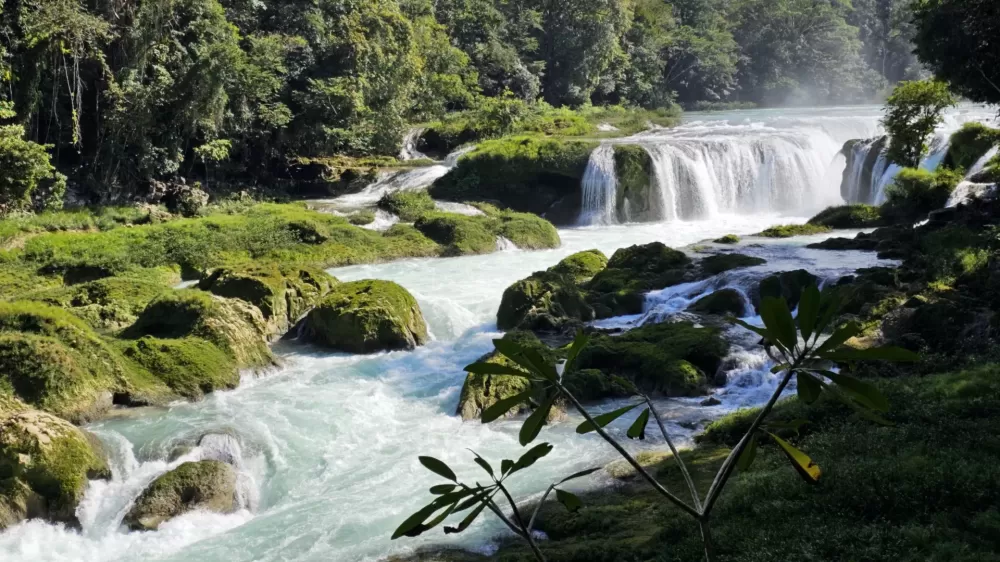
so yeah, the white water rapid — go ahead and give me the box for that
[0,108,908,562]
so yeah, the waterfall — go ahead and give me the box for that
[398,128,428,161]
[578,144,619,226]
[495,236,518,251]
[947,146,1000,208]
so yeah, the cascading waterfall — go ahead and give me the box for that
[578,144,619,226]
[398,128,428,161]
[947,146,1000,208]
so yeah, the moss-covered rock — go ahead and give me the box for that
[944,122,1000,170]
[548,250,608,282]
[429,137,597,222]
[713,234,740,244]
[613,145,658,223]
[489,209,561,250]
[575,322,728,397]
[118,337,239,400]
[587,243,692,317]
[377,191,437,222]
[808,204,885,229]
[347,210,375,226]
[496,251,607,331]
[198,265,338,339]
[24,277,170,333]
[758,224,832,238]
[301,280,428,353]
[755,270,819,310]
[698,254,766,276]
[414,213,497,256]
[123,460,236,531]
[688,289,747,317]
[807,235,880,251]
[123,290,273,368]
[0,399,111,529]
[456,331,551,420]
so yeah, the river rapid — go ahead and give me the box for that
[0,106,976,562]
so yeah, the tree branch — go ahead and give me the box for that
[645,396,703,512]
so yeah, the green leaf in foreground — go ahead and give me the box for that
[796,371,823,404]
[576,403,640,434]
[510,442,554,475]
[481,389,533,423]
[770,433,821,484]
[519,394,556,446]
[626,408,651,440]
[822,371,889,412]
[419,456,457,482]
[735,433,758,472]
[555,489,583,512]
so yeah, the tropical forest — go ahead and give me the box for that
[0,0,999,560]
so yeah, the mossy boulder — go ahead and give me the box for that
[714,234,740,244]
[758,224,832,238]
[377,191,437,222]
[807,234,880,251]
[808,205,885,229]
[301,280,428,353]
[414,213,497,256]
[490,209,561,250]
[123,290,273,369]
[688,289,747,317]
[123,460,237,531]
[587,243,692,317]
[575,322,728,396]
[548,249,608,282]
[755,270,819,310]
[613,145,659,222]
[0,399,111,529]
[24,277,170,333]
[118,337,239,400]
[496,251,606,331]
[456,331,560,420]
[698,254,766,276]
[944,122,1000,170]
[198,265,338,339]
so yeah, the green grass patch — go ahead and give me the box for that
[808,204,885,229]
[758,223,832,238]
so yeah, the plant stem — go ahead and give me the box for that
[702,369,796,515]
[645,396,702,512]
[699,518,715,562]
[484,499,526,538]
[559,385,700,519]
[528,483,556,533]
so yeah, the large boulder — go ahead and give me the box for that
[123,290,273,368]
[25,277,169,333]
[754,270,819,311]
[198,265,338,339]
[496,251,606,331]
[0,397,111,529]
[698,254,766,276]
[300,280,428,353]
[613,145,659,223]
[123,460,237,531]
[118,337,240,400]
[414,213,497,256]
[688,289,748,317]
[587,242,692,317]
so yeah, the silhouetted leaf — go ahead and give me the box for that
[463,361,529,377]
[444,501,488,534]
[557,467,601,485]
[821,371,889,412]
[429,484,456,495]
[766,419,810,435]
[576,403,640,434]
[760,297,797,351]
[770,433,821,484]
[730,317,771,340]
[812,322,861,356]
[492,339,542,376]
[510,442,554,474]
[796,371,823,404]
[519,394,556,446]
[481,389,533,423]
[626,408,650,440]
[419,456,456,482]
[556,489,583,512]
[798,284,821,341]
[736,433,758,472]
[566,331,590,371]
[501,459,514,476]
[469,450,494,478]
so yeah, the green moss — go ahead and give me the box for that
[945,122,1000,170]
[456,331,554,420]
[429,137,598,218]
[883,168,964,220]
[688,289,747,317]
[612,145,657,222]
[117,337,239,400]
[123,460,236,531]
[0,405,110,528]
[758,223,832,238]
[548,250,608,282]
[713,234,740,244]
[490,209,561,250]
[302,280,428,353]
[586,243,691,317]
[808,204,885,229]
[576,322,727,396]
[414,213,497,256]
[699,254,766,276]
[123,290,273,368]
[347,210,375,226]
[23,276,170,333]
[496,271,594,332]
[378,191,438,222]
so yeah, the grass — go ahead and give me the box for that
[757,223,832,238]
[808,204,885,229]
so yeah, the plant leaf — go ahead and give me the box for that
[444,500,488,534]
[821,371,889,412]
[626,408,651,440]
[468,450,494,478]
[481,389,533,423]
[521,348,558,381]
[812,322,861,356]
[555,489,583,512]
[760,297,797,351]
[771,363,791,374]
[419,456,457,482]
[391,490,474,539]
[730,317,771,340]
[798,284,821,341]
[429,484,456,495]
[501,459,514,476]
[565,330,590,371]
[766,419,810,435]
[576,403,640,434]
[519,393,556,446]
[735,433,758,472]
[492,339,541,376]
[796,371,823,404]
[815,289,843,336]
[463,361,530,377]
[822,346,920,363]
[557,467,601,485]
[769,433,821,484]
[510,442,554,474]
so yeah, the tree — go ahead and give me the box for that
[0,104,66,215]
[395,287,918,561]
[912,0,1000,105]
[849,0,922,85]
[882,80,957,167]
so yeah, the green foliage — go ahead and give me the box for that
[713,234,739,244]
[945,122,1000,171]
[758,224,832,238]
[378,191,438,222]
[118,336,239,400]
[882,80,957,167]
[808,205,885,229]
[884,167,963,218]
[913,0,1000,105]
[0,125,66,215]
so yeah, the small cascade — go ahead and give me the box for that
[578,144,619,226]
[495,236,518,252]
[398,128,428,161]
[434,201,485,216]
[947,146,1000,207]
[361,209,400,231]
[969,145,999,177]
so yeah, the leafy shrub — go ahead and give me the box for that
[0,124,66,216]
[808,205,884,229]
[882,80,957,167]
[884,168,963,218]
[945,122,1000,170]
